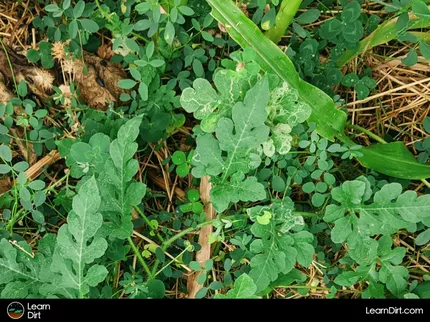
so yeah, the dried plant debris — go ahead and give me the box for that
[52,42,128,110]
[0,43,128,110]
[0,47,55,100]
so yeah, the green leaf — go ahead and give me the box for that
[216,76,269,177]
[164,21,175,45]
[342,20,364,43]
[401,48,418,66]
[51,176,108,298]
[172,151,186,165]
[423,117,430,133]
[271,176,285,192]
[18,80,28,97]
[178,6,194,16]
[28,180,45,191]
[0,145,12,162]
[357,142,430,179]
[80,19,99,33]
[247,199,313,292]
[214,274,259,299]
[138,82,148,101]
[296,9,320,24]
[207,0,347,141]
[419,41,430,59]
[191,134,224,178]
[0,235,70,298]
[415,229,430,246]
[176,163,189,177]
[412,1,430,20]
[211,173,266,213]
[13,161,29,172]
[337,10,430,66]
[118,79,137,90]
[324,176,430,248]
[69,19,79,39]
[97,116,146,239]
[341,1,362,23]
[45,4,60,12]
[320,19,342,40]
[0,164,11,174]
[147,280,165,299]
[73,0,85,18]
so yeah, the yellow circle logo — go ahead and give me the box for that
[7,302,24,319]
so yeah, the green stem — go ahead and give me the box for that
[162,215,246,249]
[347,123,387,144]
[293,211,319,217]
[134,206,165,243]
[127,236,153,280]
[265,0,303,44]
[151,214,245,275]
[154,244,192,278]
[0,38,18,92]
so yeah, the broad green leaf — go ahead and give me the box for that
[214,274,259,298]
[207,0,347,141]
[211,173,266,213]
[325,176,430,245]
[51,176,108,298]
[216,76,270,178]
[98,116,146,239]
[247,199,313,292]
[180,69,251,133]
[0,235,72,298]
[191,134,224,178]
[334,236,408,297]
[357,142,430,179]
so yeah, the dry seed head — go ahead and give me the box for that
[52,42,66,61]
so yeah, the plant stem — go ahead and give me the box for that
[127,236,153,280]
[0,38,18,92]
[162,218,219,249]
[133,206,165,243]
[162,215,246,249]
[293,211,319,217]
[347,123,387,144]
[265,0,303,44]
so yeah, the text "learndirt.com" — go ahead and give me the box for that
[366,307,424,315]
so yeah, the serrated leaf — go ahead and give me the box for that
[325,177,430,246]
[51,176,108,298]
[211,173,266,213]
[98,116,146,239]
[246,199,313,292]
